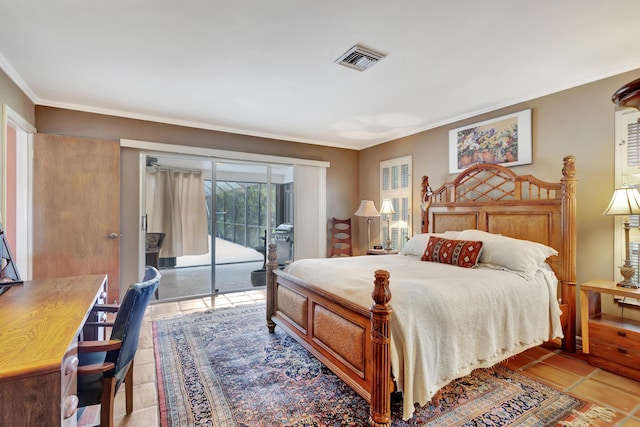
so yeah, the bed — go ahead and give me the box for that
[265,156,577,427]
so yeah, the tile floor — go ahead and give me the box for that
[80,290,640,426]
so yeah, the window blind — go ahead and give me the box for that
[380,156,412,250]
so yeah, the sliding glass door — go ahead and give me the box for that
[144,155,213,300]
[143,154,293,302]
[213,162,294,291]
[213,162,270,293]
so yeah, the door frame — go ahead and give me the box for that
[2,104,35,280]
[126,138,329,300]
[140,154,283,301]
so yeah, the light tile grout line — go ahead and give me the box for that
[507,349,640,423]
[563,365,640,420]
[522,349,640,422]
[145,296,640,426]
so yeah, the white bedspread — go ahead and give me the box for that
[284,254,564,421]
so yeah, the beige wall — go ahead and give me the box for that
[360,69,640,323]
[4,64,639,321]
[0,70,34,124]
[34,106,360,292]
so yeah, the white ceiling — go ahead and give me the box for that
[2,1,640,150]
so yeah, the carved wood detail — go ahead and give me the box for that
[369,270,392,427]
[266,242,278,333]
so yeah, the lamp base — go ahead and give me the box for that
[618,263,639,288]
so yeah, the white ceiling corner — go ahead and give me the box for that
[1,1,640,150]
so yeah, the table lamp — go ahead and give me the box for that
[354,200,379,250]
[379,199,395,251]
[603,186,640,288]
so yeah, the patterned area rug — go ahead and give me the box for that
[153,304,595,427]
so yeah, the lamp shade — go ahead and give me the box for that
[354,200,379,217]
[603,187,640,216]
[379,199,395,215]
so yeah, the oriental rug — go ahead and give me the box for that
[153,303,610,427]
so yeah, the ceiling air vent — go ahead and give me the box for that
[335,45,386,71]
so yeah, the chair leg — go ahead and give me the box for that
[125,360,134,414]
[101,377,116,427]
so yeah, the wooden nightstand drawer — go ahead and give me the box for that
[590,320,640,346]
[590,338,640,369]
[589,321,640,369]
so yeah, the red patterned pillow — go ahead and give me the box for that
[421,236,483,268]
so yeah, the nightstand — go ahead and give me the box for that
[580,280,640,381]
[367,249,399,255]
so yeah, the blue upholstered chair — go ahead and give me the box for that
[77,266,161,427]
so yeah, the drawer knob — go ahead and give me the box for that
[617,331,627,337]
[64,356,79,375]
[618,347,628,354]
[63,395,78,419]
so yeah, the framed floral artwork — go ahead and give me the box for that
[448,109,532,173]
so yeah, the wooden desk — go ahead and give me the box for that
[0,275,107,427]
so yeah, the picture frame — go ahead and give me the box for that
[448,109,532,173]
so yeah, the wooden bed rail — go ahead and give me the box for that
[266,244,394,427]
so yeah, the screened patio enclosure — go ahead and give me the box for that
[144,155,294,301]
[214,180,292,254]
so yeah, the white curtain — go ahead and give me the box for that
[145,168,209,258]
[293,165,326,259]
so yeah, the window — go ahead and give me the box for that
[380,156,412,250]
[614,109,640,305]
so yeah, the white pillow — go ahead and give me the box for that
[456,229,557,274]
[400,232,459,256]
[443,230,461,238]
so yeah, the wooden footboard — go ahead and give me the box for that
[266,244,393,427]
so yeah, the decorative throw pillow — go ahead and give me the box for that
[400,233,447,256]
[421,236,483,268]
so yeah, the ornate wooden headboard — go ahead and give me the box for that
[421,155,577,289]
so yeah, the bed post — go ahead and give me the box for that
[369,269,392,427]
[266,242,278,333]
[421,176,431,233]
[561,155,577,352]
